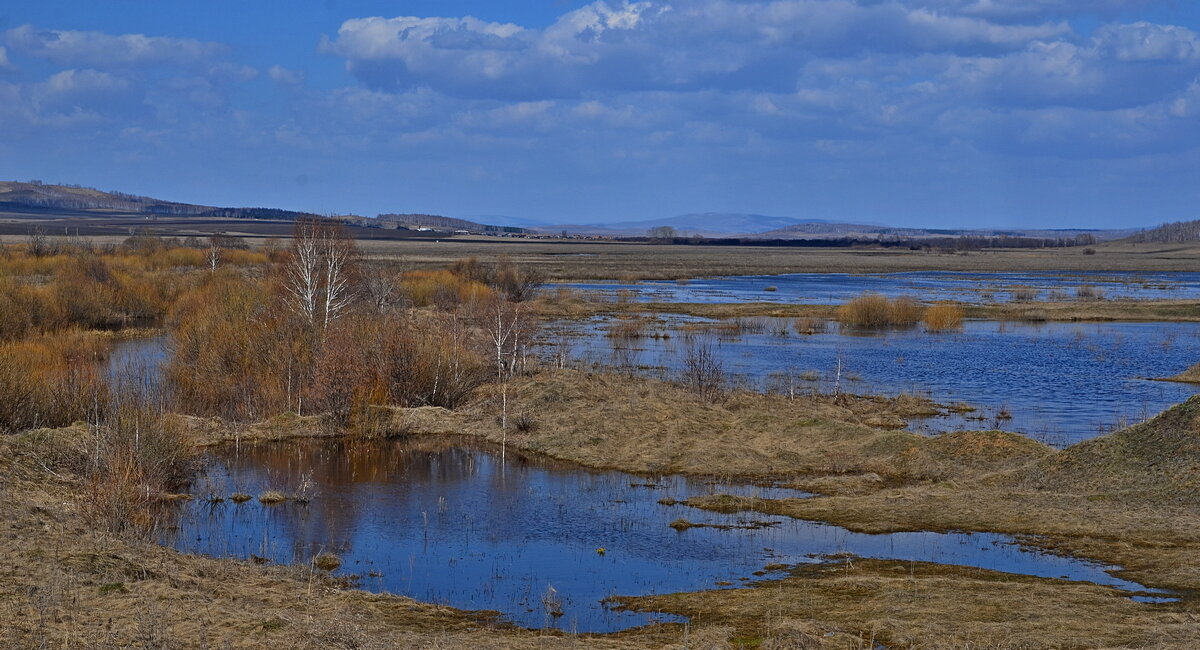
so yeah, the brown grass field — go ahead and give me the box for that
[6,228,1200,280]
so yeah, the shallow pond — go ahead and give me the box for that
[165,438,1162,633]
[558,271,1200,305]
[105,334,169,394]
[554,318,1200,446]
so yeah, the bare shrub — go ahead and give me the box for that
[1076,284,1104,301]
[83,391,197,534]
[493,255,544,302]
[0,332,109,433]
[682,337,726,402]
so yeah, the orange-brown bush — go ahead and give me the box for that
[401,269,494,307]
[166,271,304,420]
[168,270,493,423]
[0,331,110,433]
[836,293,923,329]
[311,311,491,423]
[0,245,216,340]
[923,303,965,331]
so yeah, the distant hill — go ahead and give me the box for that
[0,181,320,221]
[1126,220,1200,243]
[757,223,1136,242]
[538,213,830,237]
[465,214,552,229]
[537,211,1136,241]
[376,213,527,235]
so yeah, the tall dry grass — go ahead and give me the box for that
[167,268,495,423]
[836,293,923,329]
[401,269,495,307]
[0,331,110,433]
[0,244,235,340]
[923,303,965,331]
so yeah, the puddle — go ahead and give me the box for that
[164,438,1164,633]
[558,271,1200,305]
[554,317,1200,446]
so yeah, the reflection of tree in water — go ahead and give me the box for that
[218,438,549,562]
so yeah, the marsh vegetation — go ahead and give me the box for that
[4,229,1200,648]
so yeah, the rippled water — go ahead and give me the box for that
[555,318,1200,446]
[164,439,1162,633]
[559,271,1200,305]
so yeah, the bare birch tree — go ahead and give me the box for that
[284,217,357,330]
[285,218,322,327]
[485,298,535,460]
[206,236,222,272]
[318,223,356,329]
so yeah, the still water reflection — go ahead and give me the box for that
[165,438,1160,633]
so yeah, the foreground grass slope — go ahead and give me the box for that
[6,369,1200,647]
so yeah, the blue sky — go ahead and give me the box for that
[1,1,1199,228]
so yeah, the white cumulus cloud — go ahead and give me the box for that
[4,24,225,68]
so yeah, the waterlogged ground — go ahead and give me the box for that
[559,271,1200,304]
[164,439,1162,633]
[555,318,1200,446]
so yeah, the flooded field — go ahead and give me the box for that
[165,438,1163,633]
[559,271,1200,305]
[553,317,1200,446]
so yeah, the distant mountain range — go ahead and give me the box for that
[0,181,1156,242]
[532,213,829,237]
[530,213,1136,241]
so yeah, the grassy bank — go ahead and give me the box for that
[393,369,1049,485]
[616,559,1195,649]
[679,396,1200,602]
[536,294,1200,323]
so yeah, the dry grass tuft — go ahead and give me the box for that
[259,490,288,505]
[922,303,964,331]
[313,553,343,572]
[836,293,923,329]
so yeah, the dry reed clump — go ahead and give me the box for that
[313,553,343,571]
[0,330,111,433]
[1075,284,1105,300]
[922,303,964,331]
[0,241,268,342]
[793,317,827,335]
[82,397,199,533]
[1011,287,1038,301]
[407,256,543,306]
[401,269,495,308]
[606,318,648,340]
[835,293,922,329]
[259,490,287,505]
